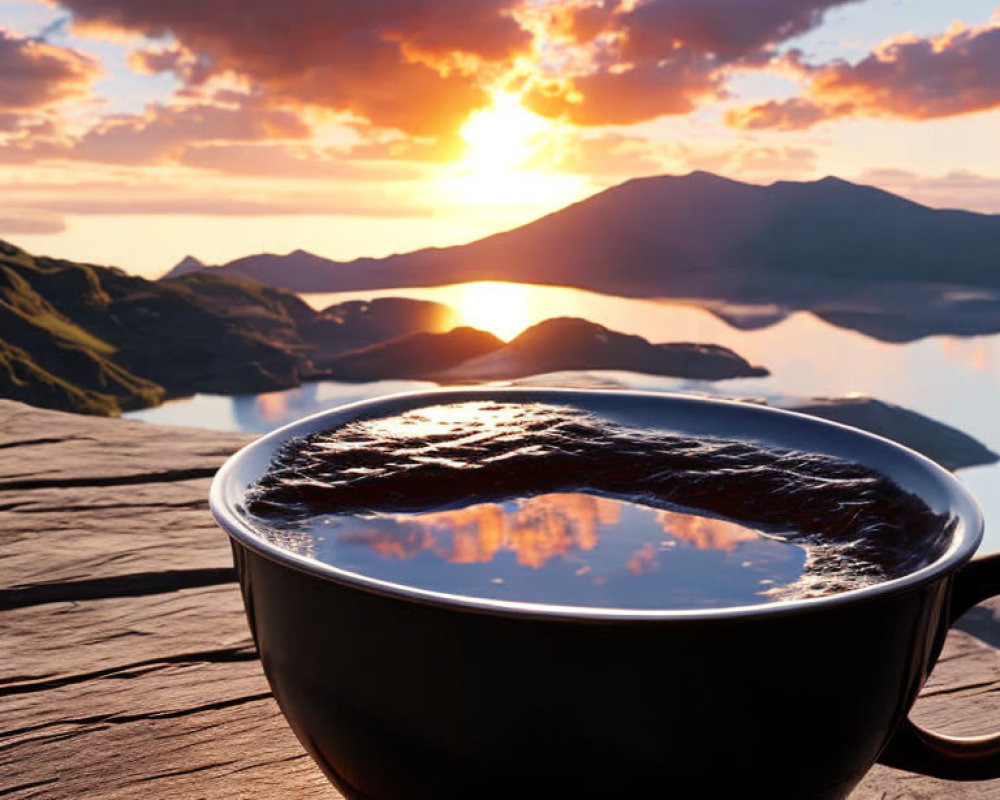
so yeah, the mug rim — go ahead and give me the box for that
[210,387,984,622]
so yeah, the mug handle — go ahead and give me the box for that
[878,552,1000,780]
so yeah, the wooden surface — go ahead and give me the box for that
[1,398,998,799]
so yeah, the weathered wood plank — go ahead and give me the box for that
[0,586,252,685]
[1,399,997,799]
[1,675,333,800]
[853,625,1000,799]
[1,483,230,591]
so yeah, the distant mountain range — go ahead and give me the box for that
[0,240,765,416]
[164,171,1000,341]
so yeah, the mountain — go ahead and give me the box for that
[322,327,504,381]
[0,245,164,415]
[0,240,454,415]
[163,171,1000,298]
[433,317,768,381]
[168,255,206,277]
[305,298,459,359]
[161,172,1000,342]
[1,237,774,416]
[0,338,147,416]
[318,318,767,382]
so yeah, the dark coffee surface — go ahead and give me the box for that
[242,401,952,608]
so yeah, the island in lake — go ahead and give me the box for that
[324,317,768,382]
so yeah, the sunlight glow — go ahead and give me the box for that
[460,91,551,171]
[434,90,589,210]
[458,281,531,341]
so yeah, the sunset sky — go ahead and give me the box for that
[1,0,999,277]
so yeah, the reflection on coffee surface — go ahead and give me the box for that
[243,401,952,609]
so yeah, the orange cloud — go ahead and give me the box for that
[0,28,99,113]
[51,0,531,136]
[0,83,318,168]
[127,44,213,85]
[734,145,818,175]
[0,210,66,235]
[44,0,869,138]
[525,0,859,126]
[71,94,310,164]
[178,143,428,181]
[527,61,718,125]
[725,97,831,131]
[348,135,466,164]
[0,177,433,217]
[856,169,1000,214]
[342,493,618,570]
[657,510,759,552]
[728,20,1000,129]
[609,0,860,63]
[535,132,668,178]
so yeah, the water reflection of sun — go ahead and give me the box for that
[458,281,531,341]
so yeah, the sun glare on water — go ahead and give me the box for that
[458,282,531,341]
[436,91,588,210]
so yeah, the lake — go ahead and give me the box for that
[125,281,1000,553]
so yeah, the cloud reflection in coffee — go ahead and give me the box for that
[243,401,952,609]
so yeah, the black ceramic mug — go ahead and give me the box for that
[210,388,1000,799]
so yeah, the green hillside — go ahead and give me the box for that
[0,240,454,416]
[0,339,121,416]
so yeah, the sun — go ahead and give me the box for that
[459,91,552,171]
[457,281,531,342]
[434,91,588,210]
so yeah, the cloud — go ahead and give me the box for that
[525,0,859,125]
[51,0,531,135]
[857,168,1000,214]
[725,97,832,131]
[0,87,325,173]
[127,44,214,85]
[44,0,871,134]
[37,197,432,217]
[529,60,720,125]
[728,19,1000,129]
[542,132,669,178]
[0,86,437,179]
[734,145,818,175]
[348,135,466,164]
[0,112,27,132]
[127,45,186,74]
[611,0,859,62]
[0,210,67,235]
[684,144,818,179]
[177,143,428,181]
[70,94,311,164]
[0,28,99,113]
[3,179,434,217]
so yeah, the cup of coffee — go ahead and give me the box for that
[210,388,1000,799]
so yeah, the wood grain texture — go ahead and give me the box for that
[0,398,996,799]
